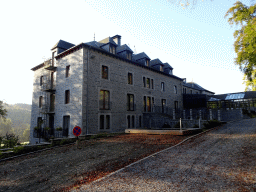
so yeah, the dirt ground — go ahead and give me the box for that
[0,133,190,192]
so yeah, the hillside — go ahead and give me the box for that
[0,103,31,142]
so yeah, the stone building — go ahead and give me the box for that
[30,35,211,144]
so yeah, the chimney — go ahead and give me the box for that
[112,35,121,46]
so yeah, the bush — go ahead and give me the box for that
[193,124,199,128]
[162,123,171,128]
[3,133,19,148]
[203,120,222,129]
[173,122,181,128]
[56,127,63,131]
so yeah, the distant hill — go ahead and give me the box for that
[1,103,31,142]
[5,103,31,125]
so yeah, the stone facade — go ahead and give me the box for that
[30,35,211,144]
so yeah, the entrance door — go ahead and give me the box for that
[49,115,54,135]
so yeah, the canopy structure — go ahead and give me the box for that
[207,91,256,110]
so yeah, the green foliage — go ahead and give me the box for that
[0,101,7,119]
[0,135,3,147]
[3,133,19,148]
[242,109,256,118]
[173,122,180,128]
[203,120,222,129]
[225,2,256,80]
[0,118,13,136]
[193,124,199,128]
[56,127,63,131]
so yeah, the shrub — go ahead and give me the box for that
[173,122,180,128]
[56,127,63,131]
[3,133,19,148]
[193,124,199,128]
[203,120,222,129]
[162,123,171,128]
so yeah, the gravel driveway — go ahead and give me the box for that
[74,119,256,192]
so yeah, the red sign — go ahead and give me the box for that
[73,126,81,137]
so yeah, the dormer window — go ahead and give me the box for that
[127,52,132,60]
[169,70,172,75]
[160,65,164,72]
[145,60,149,66]
[110,46,116,54]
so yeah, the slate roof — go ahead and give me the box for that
[150,59,163,66]
[184,82,214,94]
[163,62,173,69]
[99,37,117,45]
[116,44,133,53]
[51,40,75,50]
[85,41,104,48]
[132,52,150,61]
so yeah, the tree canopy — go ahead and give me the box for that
[0,101,7,119]
[225,1,256,81]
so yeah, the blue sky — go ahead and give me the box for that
[0,0,254,104]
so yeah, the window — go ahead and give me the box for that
[102,65,108,79]
[162,99,166,113]
[145,60,149,66]
[128,73,133,85]
[139,116,142,127]
[143,77,146,87]
[147,97,151,112]
[160,65,164,72]
[100,115,104,130]
[110,46,115,54]
[127,115,135,128]
[132,116,135,128]
[63,116,70,136]
[152,97,155,112]
[161,82,165,92]
[127,52,132,60]
[99,115,111,130]
[190,90,193,94]
[66,65,70,78]
[143,96,147,112]
[175,101,178,110]
[127,115,131,128]
[37,117,43,129]
[146,78,150,88]
[174,85,177,94]
[183,88,186,94]
[99,90,110,110]
[40,76,43,86]
[39,96,43,108]
[65,90,70,104]
[169,70,172,75]
[106,115,110,129]
[151,79,154,89]
[127,94,134,111]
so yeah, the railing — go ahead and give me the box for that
[41,81,56,92]
[33,128,69,139]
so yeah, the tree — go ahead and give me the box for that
[243,69,256,90]
[225,1,256,81]
[0,100,7,119]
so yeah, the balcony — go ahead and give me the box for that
[44,59,57,71]
[41,81,56,93]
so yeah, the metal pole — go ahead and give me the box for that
[180,118,182,131]
[199,119,201,129]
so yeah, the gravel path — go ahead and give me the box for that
[73,119,256,192]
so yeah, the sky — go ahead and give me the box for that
[0,0,254,105]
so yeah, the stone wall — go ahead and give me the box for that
[82,47,184,134]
